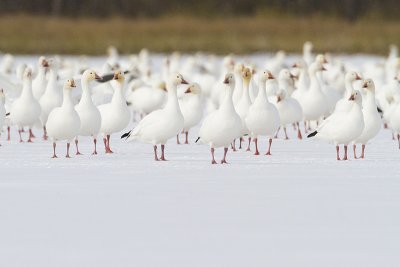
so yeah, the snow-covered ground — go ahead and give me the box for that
[1,55,400,267]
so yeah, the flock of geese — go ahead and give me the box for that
[0,43,400,163]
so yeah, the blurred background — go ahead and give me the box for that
[0,0,399,54]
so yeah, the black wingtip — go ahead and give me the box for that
[121,130,131,139]
[307,131,318,138]
[126,101,131,106]
[377,106,383,113]
[5,112,10,116]
[195,137,200,143]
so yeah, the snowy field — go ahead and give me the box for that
[1,55,400,267]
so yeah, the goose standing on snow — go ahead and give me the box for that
[75,70,103,155]
[121,74,188,161]
[235,67,252,150]
[246,70,280,155]
[98,71,131,153]
[10,68,41,142]
[32,57,49,100]
[39,60,62,140]
[177,83,203,144]
[0,89,5,144]
[46,79,81,158]
[307,91,364,160]
[353,79,381,158]
[197,73,242,164]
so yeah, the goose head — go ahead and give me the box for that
[23,68,33,80]
[184,83,201,95]
[234,63,245,75]
[345,71,362,83]
[315,54,328,64]
[242,67,252,83]
[39,56,49,68]
[82,69,102,82]
[308,62,326,74]
[65,79,76,89]
[170,73,188,87]
[276,89,287,103]
[259,70,275,83]
[113,70,125,83]
[303,41,313,53]
[279,68,296,82]
[223,73,235,88]
[362,78,375,93]
[348,90,362,105]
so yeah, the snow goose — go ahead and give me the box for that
[235,67,253,150]
[32,57,49,100]
[121,74,188,161]
[302,62,330,128]
[334,71,362,112]
[75,69,103,155]
[353,79,381,158]
[246,70,280,155]
[232,63,245,105]
[0,89,5,144]
[98,71,131,153]
[303,41,314,66]
[39,59,62,140]
[291,60,309,105]
[307,91,364,160]
[196,73,242,164]
[46,79,81,158]
[10,68,41,142]
[177,83,203,144]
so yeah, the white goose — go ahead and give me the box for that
[235,67,252,150]
[334,71,362,112]
[177,83,203,144]
[10,68,41,142]
[75,69,103,155]
[122,73,188,161]
[32,57,49,100]
[307,91,364,160]
[353,79,381,159]
[39,60,62,140]
[197,73,242,164]
[246,70,280,155]
[98,71,131,153]
[46,79,81,158]
[0,89,5,144]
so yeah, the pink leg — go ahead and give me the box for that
[106,135,113,153]
[43,126,48,140]
[397,134,400,149]
[254,138,260,155]
[274,126,280,139]
[66,143,71,158]
[336,145,340,160]
[297,122,302,140]
[211,147,217,164]
[176,134,180,144]
[92,138,98,155]
[353,144,358,159]
[160,144,167,161]
[154,145,159,161]
[231,139,237,152]
[266,138,272,155]
[52,142,57,158]
[7,126,10,141]
[27,129,34,142]
[283,127,289,140]
[75,139,82,155]
[30,128,36,138]
[221,147,229,164]
[18,129,24,142]
[361,144,366,159]
[246,137,251,151]
[343,145,348,160]
[239,137,243,149]
[184,131,189,144]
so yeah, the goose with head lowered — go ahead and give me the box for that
[246,70,280,155]
[121,73,188,161]
[46,79,81,158]
[98,70,131,153]
[75,69,103,155]
[10,68,41,142]
[196,73,242,164]
[308,91,364,160]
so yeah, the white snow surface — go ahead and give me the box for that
[1,54,400,267]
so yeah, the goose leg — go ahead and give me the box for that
[246,137,251,151]
[336,145,340,160]
[274,126,280,138]
[239,137,243,149]
[304,121,308,133]
[343,145,348,160]
[27,129,34,142]
[231,139,237,152]
[211,147,217,164]
[221,147,228,164]
[392,132,395,140]
[296,122,302,139]
[283,127,289,140]
[18,129,23,142]
[266,138,272,155]
[176,134,180,144]
[7,126,10,141]
[66,143,71,158]
[184,131,189,144]
[43,126,48,140]
[106,134,113,153]
[75,139,82,155]
[160,144,167,161]
[353,144,358,159]
[397,134,400,149]
[52,142,57,158]
[254,138,260,155]
[92,138,98,155]
[361,144,366,159]
[153,145,159,161]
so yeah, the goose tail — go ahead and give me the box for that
[121,130,131,139]
[307,131,318,138]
